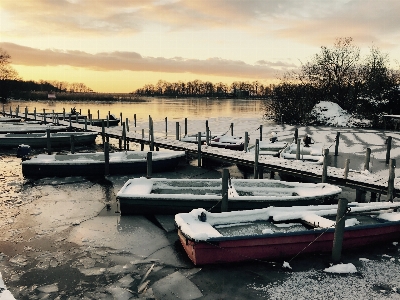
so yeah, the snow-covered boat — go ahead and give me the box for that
[116,178,342,215]
[0,132,97,148]
[0,116,21,122]
[210,134,247,151]
[280,137,324,163]
[175,202,400,265]
[22,150,186,177]
[0,123,67,133]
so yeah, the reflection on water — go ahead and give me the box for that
[9,98,266,122]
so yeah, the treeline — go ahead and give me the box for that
[134,79,270,98]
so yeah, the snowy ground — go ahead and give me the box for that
[1,103,400,299]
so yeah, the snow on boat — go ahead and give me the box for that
[116,178,342,215]
[0,123,67,133]
[210,134,246,151]
[175,202,400,265]
[248,140,288,156]
[22,150,186,177]
[0,116,21,122]
[280,140,325,164]
[0,132,97,148]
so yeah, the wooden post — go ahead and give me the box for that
[184,118,188,136]
[332,198,348,263]
[206,120,209,145]
[343,158,350,180]
[230,123,234,136]
[364,148,371,171]
[104,141,109,176]
[334,132,340,156]
[24,107,28,120]
[388,159,396,201]
[123,122,126,150]
[322,149,329,183]
[34,107,36,120]
[120,112,123,126]
[76,113,78,123]
[141,129,145,151]
[296,138,301,160]
[9,106,12,117]
[197,131,202,167]
[149,116,154,151]
[63,108,65,120]
[259,125,263,141]
[43,109,47,124]
[101,120,105,144]
[46,129,51,155]
[176,122,179,140]
[221,169,229,212]
[84,117,87,131]
[88,109,91,121]
[258,165,264,179]
[97,110,100,119]
[69,115,72,128]
[165,117,168,138]
[386,136,392,164]
[254,139,259,179]
[134,114,137,127]
[70,135,75,154]
[147,152,153,178]
[244,132,248,152]
[126,118,129,132]
[106,114,109,128]
[294,128,298,144]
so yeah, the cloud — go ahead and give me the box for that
[1,42,294,79]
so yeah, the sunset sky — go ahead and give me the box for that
[1,0,400,93]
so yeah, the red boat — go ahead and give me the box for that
[175,203,400,265]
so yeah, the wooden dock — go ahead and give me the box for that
[2,108,399,199]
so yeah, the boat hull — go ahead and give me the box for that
[116,178,341,215]
[22,151,185,177]
[178,221,400,265]
[0,132,97,148]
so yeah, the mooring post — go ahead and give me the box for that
[97,110,99,119]
[120,112,123,126]
[322,148,329,183]
[259,125,263,141]
[70,135,75,154]
[258,165,264,179]
[332,198,348,263]
[24,107,28,120]
[184,118,188,136]
[176,122,180,140]
[244,132,249,152]
[43,109,47,124]
[63,108,65,120]
[46,128,51,155]
[334,132,340,156]
[126,118,129,132]
[106,114,109,128]
[101,120,105,144]
[34,107,36,120]
[206,120,209,145]
[294,128,298,144]
[254,139,259,179]
[89,113,92,125]
[147,152,153,178]
[149,116,154,151]
[16,105,19,117]
[84,117,87,131]
[88,109,90,121]
[221,169,229,212]
[296,138,301,160]
[76,113,78,123]
[9,106,12,117]
[343,158,350,180]
[69,115,72,128]
[2,104,4,115]
[141,129,145,151]
[198,131,202,167]
[134,114,137,127]
[122,122,126,150]
[364,148,371,171]
[388,159,396,201]
[386,136,392,164]
[231,123,234,136]
[104,141,109,176]
[165,117,168,138]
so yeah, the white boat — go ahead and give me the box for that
[0,132,98,148]
[0,116,21,122]
[0,123,67,133]
[116,177,342,215]
[280,137,324,163]
[175,202,400,265]
[22,150,186,177]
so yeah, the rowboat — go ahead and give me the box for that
[175,202,400,265]
[0,123,67,134]
[116,178,342,215]
[210,135,246,151]
[0,116,21,122]
[248,140,288,156]
[75,118,120,127]
[22,150,186,177]
[0,132,97,148]
[280,140,324,163]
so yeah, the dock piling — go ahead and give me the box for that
[364,148,371,171]
[245,132,249,152]
[322,149,329,183]
[70,135,75,154]
[221,169,229,212]
[175,122,179,140]
[332,198,348,263]
[334,132,340,156]
[46,129,51,155]
[386,136,392,164]
[259,125,263,141]
[296,138,301,160]
[388,159,396,201]
[198,131,202,167]
[254,139,259,179]
[104,141,109,176]
[147,152,153,178]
